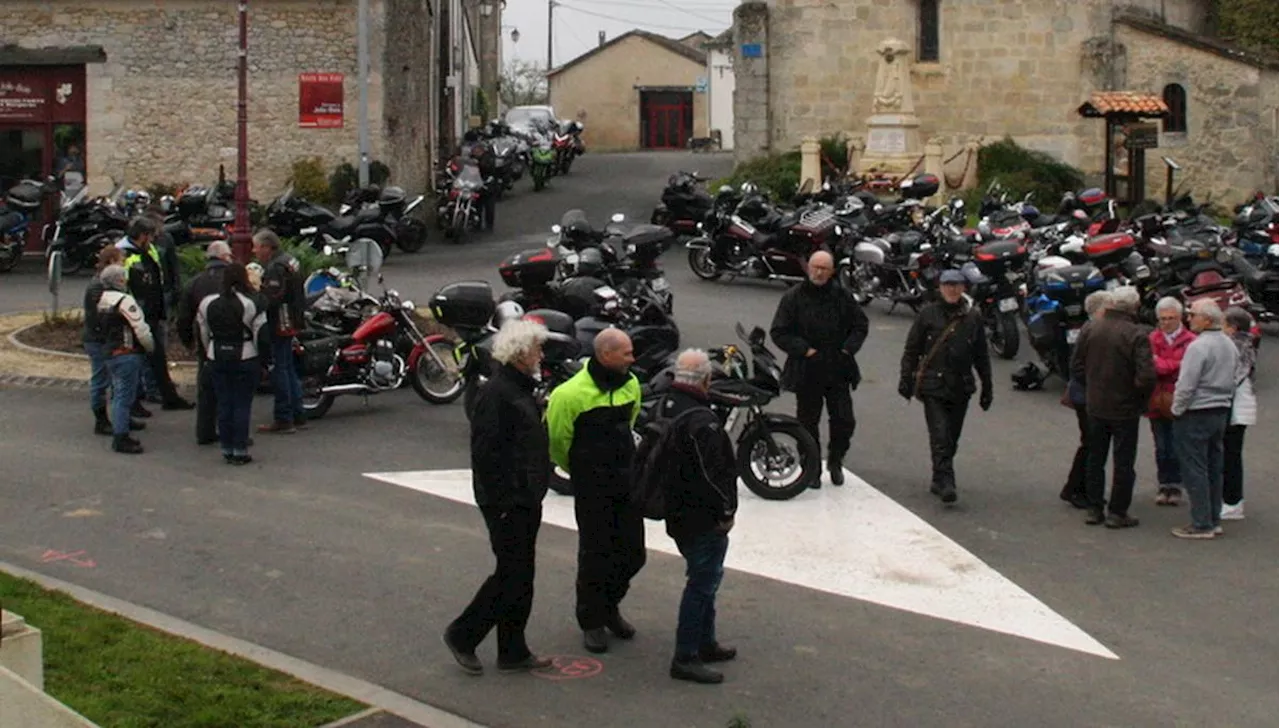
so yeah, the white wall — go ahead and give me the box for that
[707,47,735,150]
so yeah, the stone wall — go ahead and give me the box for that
[1118,21,1279,203]
[731,2,769,160]
[384,0,437,194]
[0,0,439,198]
[548,35,707,151]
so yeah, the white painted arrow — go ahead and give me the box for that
[363,468,1118,660]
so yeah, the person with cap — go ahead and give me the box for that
[898,269,993,504]
[769,249,869,487]
[177,241,235,445]
[96,264,155,454]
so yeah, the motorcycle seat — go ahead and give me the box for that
[329,215,358,235]
[1183,279,1238,295]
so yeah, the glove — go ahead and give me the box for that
[980,389,993,411]
[898,380,914,401]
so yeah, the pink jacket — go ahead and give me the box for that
[1147,327,1196,418]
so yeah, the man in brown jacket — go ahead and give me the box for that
[1070,286,1156,528]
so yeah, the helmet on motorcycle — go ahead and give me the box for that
[566,247,605,277]
[135,190,152,208]
[493,300,526,329]
[740,182,759,196]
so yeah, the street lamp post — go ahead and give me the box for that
[231,0,253,264]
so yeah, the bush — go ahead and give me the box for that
[177,244,207,283]
[713,151,804,201]
[280,238,340,279]
[976,136,1084,209]
[328,162,359,206]
[289,157,331,206]
[819,133,850,178]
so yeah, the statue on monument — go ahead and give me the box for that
[871,39,913,114]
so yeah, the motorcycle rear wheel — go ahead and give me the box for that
[0,240,21,273]
[687,248,722,281]
[989,311,1020,360]
[300,378,335,419]
[395,219,428,253]
[737,421,819,501]
[411,340,464,404]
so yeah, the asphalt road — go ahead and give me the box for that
[0,152,1275,728]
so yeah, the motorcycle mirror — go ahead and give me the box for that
[611,213,625,223]
[323,245,333,256]
[377,273,384,285]
[952,198,965,209]
[551,224,562,234]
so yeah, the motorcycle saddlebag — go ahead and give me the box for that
[499,248,559,289]
[295,334,342,377]
[622,224,674,260]
[430,280,497,329]
[6,181,42,211]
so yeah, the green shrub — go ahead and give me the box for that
[819,132,850,178]
[289,156,331,205]
[280,238,340,279]
[369,160,391,187]
[177,244,207,283]
[976,136,1084,209]
[328,160,393,205]
[713,151,804,201]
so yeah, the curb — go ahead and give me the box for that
[0,560,487,728]
[0,372,196,396]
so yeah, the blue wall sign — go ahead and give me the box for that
[741,43,762,58]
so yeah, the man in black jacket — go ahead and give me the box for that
[444,319,553,675]
[254,229,308,433]
[659,349,739,685]
[898,270,993,504]
[177,241,234,445]
[118,216,193,410]
[145,206,182,315]
[769,249,869,486]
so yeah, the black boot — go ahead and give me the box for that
[670,657,724,684]
[582,628,609,654]
[828,456,845,486]
[93,408,112,436]
[112,435,144,454]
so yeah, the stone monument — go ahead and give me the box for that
[858,38,924,178]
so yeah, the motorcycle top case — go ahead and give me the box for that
[973,239,1028,273]
[622,224,674,260]
[500,248,560,289]
[6,181,43,211]
[1038,263,1105,302]
[176,186,210,217]
[898,173,940,200]
[522,308,581,361]
[378,186,406,210]
[1082,232,1137,267]
[431,280,497,329]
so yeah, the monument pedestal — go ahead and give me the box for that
[860,113,923,177]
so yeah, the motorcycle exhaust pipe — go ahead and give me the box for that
[685,239,711,250]
[768,274,805,282]
[319,383,377,395]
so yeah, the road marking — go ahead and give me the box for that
[364,469,1118,660]
[39,549,96,568]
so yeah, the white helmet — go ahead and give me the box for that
[493,299,525,329]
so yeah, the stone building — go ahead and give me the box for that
[731,0,1278,203]
[1,0,502,232]
[548,30,709,152]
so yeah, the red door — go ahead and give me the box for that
[640,91,693,149]
[0,66,88,252]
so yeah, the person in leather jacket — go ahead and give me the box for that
[770,250,869,486]
[898,269,993,504]
[253,229,308,433]
[444,319,553,675]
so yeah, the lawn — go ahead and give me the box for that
[0,571,365,728]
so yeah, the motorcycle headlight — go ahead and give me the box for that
[323,245,333,256]
[402,300,416,312]
[387,289,399,298]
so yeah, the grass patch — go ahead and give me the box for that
[0,571,365,728]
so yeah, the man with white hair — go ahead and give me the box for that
[1070,286,1156,528]
[445,318,554,674]
[1169,299,1238,539]
[653,349,738,684]
[177,240,235,445]
[97,264,156,454]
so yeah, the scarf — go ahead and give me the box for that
[1231,332,1257,384]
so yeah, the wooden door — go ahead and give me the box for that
[640,91,693,149]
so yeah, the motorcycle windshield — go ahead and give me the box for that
[453,166,484,190]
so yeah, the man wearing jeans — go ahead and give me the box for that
[1071,286,1156,529]
[253,230,307,434]
[1169,300,1238,539]
[655,349,739,684]
[96,265,155,454]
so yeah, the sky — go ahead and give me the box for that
[500,0,739,69]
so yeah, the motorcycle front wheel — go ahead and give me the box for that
[411,340,463,404]
[839,261,872,305]
[687,248,722,281]
[737,420,820,501]
[395,218,428,253]
[989,310,1020,360]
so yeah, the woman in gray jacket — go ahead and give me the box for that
[1221,307,1257,521]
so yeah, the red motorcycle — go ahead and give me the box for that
[294,278,461,418]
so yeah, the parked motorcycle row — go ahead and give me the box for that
[652,170,1277,390]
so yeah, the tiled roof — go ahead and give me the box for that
[1079,92,1169,117]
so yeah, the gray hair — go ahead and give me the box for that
[1084,290,1112,317]
[1154,296,1183,316]
[491,319,548,365]
[672,348,713,386]
[1224,306,1254,332]
[100,264,128,290]
[252,228,281,249]
[205,241,233,261]
[1110,286,1141,313]
[1189,298,1225,326]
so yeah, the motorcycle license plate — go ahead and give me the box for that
[651,276,669,292]
[998,297,1019,313]
[1066,328,1081,345]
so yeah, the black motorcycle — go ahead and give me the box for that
[438,163,489,243]
[651,171,715,238]
[265,186,337,239]
[43,183,130,274]
[961,235,1030,359]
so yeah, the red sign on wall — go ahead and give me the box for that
[299,73,344,128]
[0,77,49,122]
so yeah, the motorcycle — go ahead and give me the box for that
[651,170,715,238]
[529,137,556,192]
[1,177,54,272]
[439,163,488,243]
[963,233,1030,359]
[294,277,462,418]
[265,186,337,239]
[686,201,839,285]
[640,322,821,501]
[1020,258,1108,386]
[43,182,131,275]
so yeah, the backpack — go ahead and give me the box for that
[630,402,702,521]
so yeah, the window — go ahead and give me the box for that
[918,0,939,63]
[1162,83,1187,133]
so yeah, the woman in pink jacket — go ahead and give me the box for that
[1148,297,1197,505]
